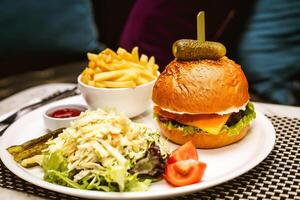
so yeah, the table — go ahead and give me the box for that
[0,73,299,200]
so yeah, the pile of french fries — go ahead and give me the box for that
[81,47,159,88]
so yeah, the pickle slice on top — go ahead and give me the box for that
[172,39,226,61]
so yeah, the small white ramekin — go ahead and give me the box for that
[43,104,87,130]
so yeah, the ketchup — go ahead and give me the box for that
[49,108,81,118]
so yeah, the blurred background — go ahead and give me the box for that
[0,0,299,105]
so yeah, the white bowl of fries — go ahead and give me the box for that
[78,47,159,118]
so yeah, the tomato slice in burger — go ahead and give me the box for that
[164,159,206,186]
[167,141,198,164]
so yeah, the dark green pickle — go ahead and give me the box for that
[172,39,226,61]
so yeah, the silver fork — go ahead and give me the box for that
[0,86,79,135]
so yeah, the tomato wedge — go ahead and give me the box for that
[167,141,198,164]
[164,159,206,186]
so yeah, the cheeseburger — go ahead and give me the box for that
[152,41,256,149]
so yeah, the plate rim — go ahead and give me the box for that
[0,98,276,199]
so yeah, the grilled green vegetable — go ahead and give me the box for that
[21,155,43,168]
[7,128,64,155]
[13,142,48,162]
[7,128,64,166]
[172,39,226,61]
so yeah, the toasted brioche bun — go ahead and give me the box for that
[152,57,249,114]
[157,119,250,149]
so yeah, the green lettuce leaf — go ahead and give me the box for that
[41,150,152,192]
[165,120,201,135]
[42,150,67,173]
[128,143,166,179]
[80,175,112,191]
[45,170,83,189]
[221,102,256,136]
[105,165,127,192]
[124,174,151,192]
[42,151,81,188]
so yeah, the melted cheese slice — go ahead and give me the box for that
[177,114,230,135]
[154,106,231,135]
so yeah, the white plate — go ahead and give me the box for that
[0,96,275,200]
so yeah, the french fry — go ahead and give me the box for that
[88,80,96,87]
[139,70,156,80]
[152,64,159,75]
[136,76,149,85]
[94,70,129,82]
[109,62,130,70]
[88,61,96,68]
[115,71,138,82]
[140,54,148,66]
[117,48,134,61]
[94,67,102,73]
[131,47,139,63]
[87,53,98,61]
[81,47,159,88]
[102,80,136,88]
[95,82,106,88]
[148,56,155,67]
[102,48,119,58]
[105,54,112,63]
[127,62,146,70]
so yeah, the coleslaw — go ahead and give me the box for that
[39,109,168,192]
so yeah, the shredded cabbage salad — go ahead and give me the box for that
[41,109,168,192]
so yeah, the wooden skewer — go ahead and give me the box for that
[197,11,205,42]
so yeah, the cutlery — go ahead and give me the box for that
[0,86,79,135]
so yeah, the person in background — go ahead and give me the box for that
[0,0,104,78]
[120,0,300,106]
[237,0,300,105]
[120,1,252,69]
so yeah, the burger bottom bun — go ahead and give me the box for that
[157,120,250,149]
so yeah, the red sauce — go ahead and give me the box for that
[49,108,81,118]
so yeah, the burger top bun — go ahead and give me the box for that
[152,56,249,114]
